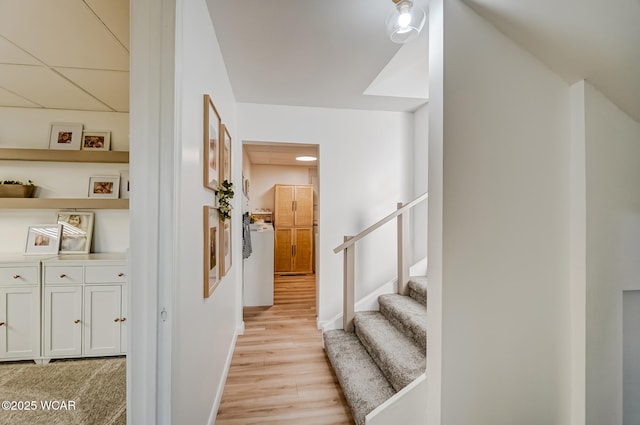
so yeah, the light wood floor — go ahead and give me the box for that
[215,274,354,425]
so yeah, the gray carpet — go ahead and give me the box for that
[324,276,427,425]
[0,357,125,425]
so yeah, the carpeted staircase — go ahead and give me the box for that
[323,276,427,425]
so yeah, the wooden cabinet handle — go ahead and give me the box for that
[118,273,125,277]
[114,318,121,322]
[0,322,5,326]
[120,317,126,322]
[59,274,67,278]
[74,319,81,324]
[12,274,20,279]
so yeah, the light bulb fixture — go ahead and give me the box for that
[296,155,317,162]
[386,0,426,44]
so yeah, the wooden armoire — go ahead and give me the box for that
[274,184,314,274]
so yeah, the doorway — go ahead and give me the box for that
[241,141,320,313]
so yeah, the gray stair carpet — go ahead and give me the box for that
[323,276,427,425]
[354,311,426,391]
[379,293,427,351]
[323,329,396,425]
[408,276,427,306]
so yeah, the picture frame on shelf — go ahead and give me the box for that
[49,122,83,150]
[220,219,232,276]
[56,211,95,254]
[220,124,232,184]
[120,171,130,199]
[88,175,120,199]
[203,206,221,298]
[203,94,222,192]
[81,130,111,151]
[24,224,62,255]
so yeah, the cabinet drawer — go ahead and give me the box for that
[44,267,84,284]
[85,266,127,284]
[0,266,39,285]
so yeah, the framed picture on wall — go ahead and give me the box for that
[56,211,94,254]
[88,175,120,199]
[48,122,83,150]
[24,224,62,255]
[203,94,222,192]
[220,219,232,276]
[220,124,231,185]
[81,130,111,151]
[203,206,221,298]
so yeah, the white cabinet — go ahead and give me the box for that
[43,285,82,357]
[83,285,125,356]
[0,259,42,361]
[42,254,127,360]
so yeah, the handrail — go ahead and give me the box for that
[333,192,428,254]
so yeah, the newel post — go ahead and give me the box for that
[397,202,411,295]
[343,236,355,332]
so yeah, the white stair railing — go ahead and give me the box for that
[333,192,428,331]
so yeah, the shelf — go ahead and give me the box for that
[0,148,129,163]
[0,198,129,209]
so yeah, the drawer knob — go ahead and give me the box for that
[74,319,81,324]
[118,273,125,277]
[0,322,5,326]
[12,275,20,279]
[114,318,121,322]
[59,274,67,278]
[120,317,127,322]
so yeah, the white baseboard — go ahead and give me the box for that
[318,279,397,331]
[207,327,241,425]
[318,258,427,332]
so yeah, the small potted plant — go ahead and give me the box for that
[0,179,36,198]
[217,180,234,221]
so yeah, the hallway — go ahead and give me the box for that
[215,274,353,424]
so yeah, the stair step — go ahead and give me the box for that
[379,294,427,351]
[408,276,427,306]
[324,329,396,425]
[355,311,426,391]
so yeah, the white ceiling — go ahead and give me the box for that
[0,0,129,113]
[0,0,637,125]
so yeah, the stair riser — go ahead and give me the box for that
[380,304,427,352]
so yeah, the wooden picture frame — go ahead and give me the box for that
[81,130,111,151]
[204,94,222,192]
[220,219,232,276]
[56,211,95,254]
[88,175,120,199]
[24,224,62,255]
[49,122,83,150]
[220,123,232,185]
[204,206,221,297]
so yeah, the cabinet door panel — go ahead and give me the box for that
[44,286,82,357]
[293,228,314,273]
[84,285,122,356]
[294,186,314,226]
[274,228,293,273]
[275,185,294,227]
[0,287,40,359]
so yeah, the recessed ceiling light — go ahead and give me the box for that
[296,156,317,162]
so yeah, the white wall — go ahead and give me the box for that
[412,103,428,268]
[248,163,313,213]
[170,0,239,424]
[238,103,414,322]
[430,1,572,424]
[584,82,640,425]
[0,107,130,254]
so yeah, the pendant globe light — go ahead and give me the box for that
[386,0,426,44]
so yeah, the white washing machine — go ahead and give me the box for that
[242,223,274,306]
